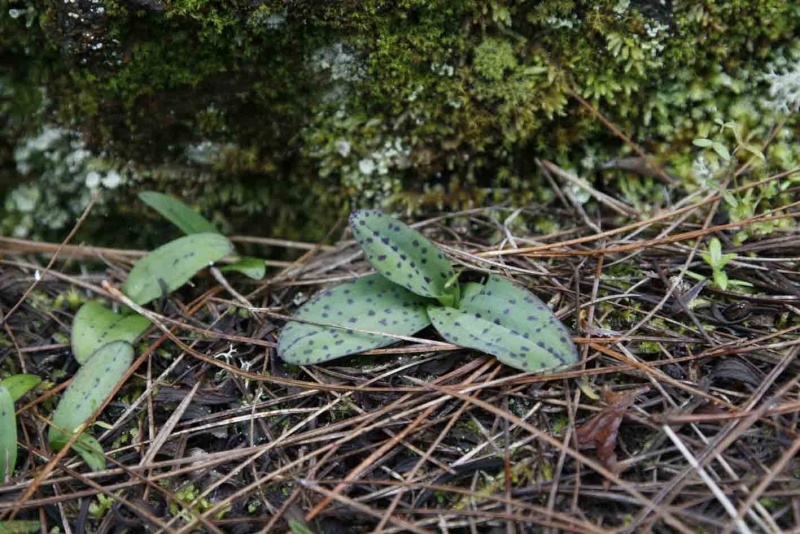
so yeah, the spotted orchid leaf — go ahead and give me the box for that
[350,210,458,306]
[458,274,525,307]
[459,282,484,303]
[71,301,150,364]
[139,191,219,235]
[0,386,16,482]
[0,374,41,402]
[49,341,133,469]
[429,275,579,373]
[278,274,430,365]
[122,232,234,305]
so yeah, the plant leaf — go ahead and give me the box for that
[741,143,766,162]
[122,233,235,305]
[350,210,458,305]
[712,142,731,161]
[713,270,729,290]
[49,341,133,468]
[72,434,107,471]
[429,275,579,373]
[288,520,318,534]
[692,138,714,148]
[722,189,738,208]
[220,257,266,280]
[708,238,722,265]
[278,274,430,365]
[0,386,16,482]
[71,302,150,364]
[0,521,42,534]
[577,387,649,474]
[459,282,485,303]
[458,274,523,307]
[138,191,219,234]
[719,253,737,269]
[0,374,41,402]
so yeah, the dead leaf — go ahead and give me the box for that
[577,386,649,476]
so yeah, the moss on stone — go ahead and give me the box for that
[3,0,800,241]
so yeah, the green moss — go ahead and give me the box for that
[474,38,518,81]
[3,0,800,240]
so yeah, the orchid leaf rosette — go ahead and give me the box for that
[278,210,579,373]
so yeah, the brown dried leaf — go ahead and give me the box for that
[577,386,649,474]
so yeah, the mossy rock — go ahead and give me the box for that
[3,0,800,242]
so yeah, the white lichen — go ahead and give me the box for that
[545,16,578,29]
[764,63,800,113]
[613,0,630,16]
[358,158,376,176]
[101,170,123,189]
[335,139,351,157]
[311,43,361,83]
[430,62,455,77]
[186,141,227,166]
[85,170,101,188]
[4,124,137,237]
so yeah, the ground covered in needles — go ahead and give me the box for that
[1,170,799,532]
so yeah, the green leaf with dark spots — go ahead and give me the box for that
[122,233,234,305]
[0,386,16,482]
[0,374,41,402]
[350,210,458,305]
[139,191,219,235]
[71,301,150,364]
[459,282,484,303]
[278,274,430,365]
[220,257,266,280]
[430,275,579,373]
[459,274,522,306]
[49,341,133,469]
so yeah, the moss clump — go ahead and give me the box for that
[3,0,800,240]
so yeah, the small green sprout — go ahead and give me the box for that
[700,237,751,291]
[693,137,731,162]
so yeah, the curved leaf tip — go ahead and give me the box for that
[349,210,457,303]
[139,191,219,235]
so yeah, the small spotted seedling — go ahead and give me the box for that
[49,341,134,471]
[0,374,41,482]
[279,210,579,373]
